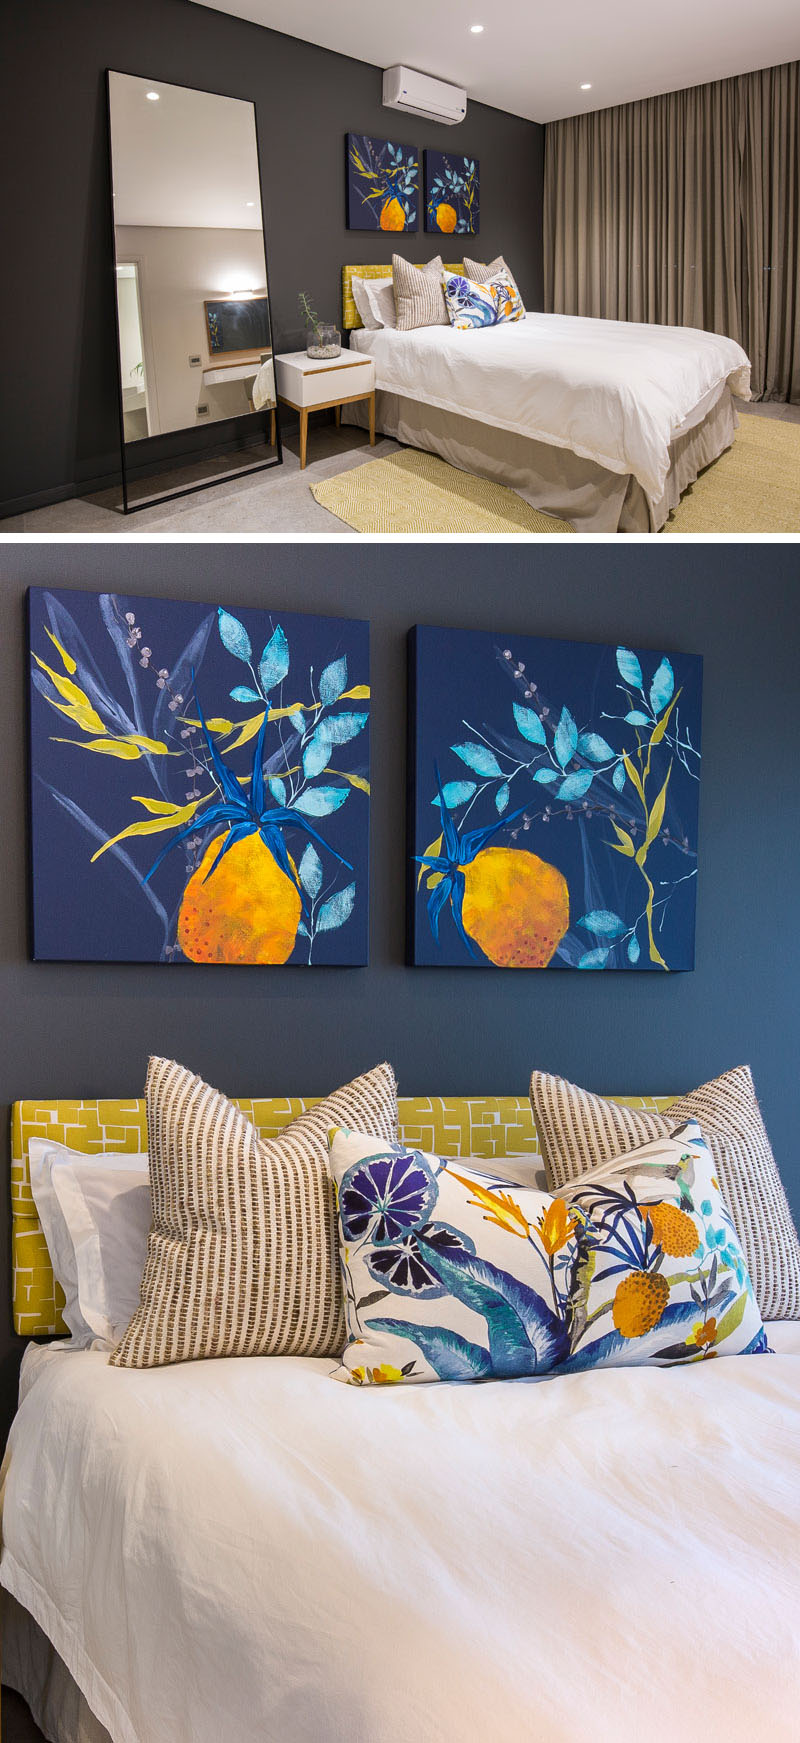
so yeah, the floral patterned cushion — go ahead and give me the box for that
[442,269,526,331]
[329,1120,768,1386]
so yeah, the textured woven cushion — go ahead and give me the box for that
[530,1066,800,1320]
[392,253,449,330]
[329,1119,767,1386]
[463,253,519,292]
[110,1057,398,1368]
[442,270,526,330]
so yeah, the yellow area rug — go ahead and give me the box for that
[664,413,800,533]
[311,449,574,534]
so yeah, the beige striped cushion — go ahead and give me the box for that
[110,1056,398,1368]
[393,253,449,330]
[463,253,519,293]
[530,1066,800,1320]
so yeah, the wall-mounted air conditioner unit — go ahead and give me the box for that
[382,66,467,127]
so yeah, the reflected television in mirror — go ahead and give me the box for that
[107,71,281,512]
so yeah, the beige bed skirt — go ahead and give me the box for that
[344,387,738,532]
[2,1591,112,1743]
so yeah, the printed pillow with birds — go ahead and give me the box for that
[442,269,526,331]
[329,1120,768,1386]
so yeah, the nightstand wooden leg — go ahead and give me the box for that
[299,408,308,470]
[334,405,341,428]
[269,408,276,446]
[368,392,376,446]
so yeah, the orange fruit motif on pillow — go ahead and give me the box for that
[612,1271,670,1339]
[178,833,301,964]
[644,1202,700,1258]
[380,197,406,231]
[436,202,458,233]
[460,846,569,968]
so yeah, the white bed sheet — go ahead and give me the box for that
[351,313,750,506]
[3,1334,799,1743]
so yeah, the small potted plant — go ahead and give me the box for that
[298,291,341,359]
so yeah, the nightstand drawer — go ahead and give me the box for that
[275,354,375,409]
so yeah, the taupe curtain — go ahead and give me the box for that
[544,61,799,400]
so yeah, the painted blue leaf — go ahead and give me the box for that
[319,656,348,707]
[258,625,290,694]
[416,1239,569,1376]
[628,935,641,963]
[296,920,310,938]
[317,883,356,932]
[299,842,323,898]
[533,768,558,785]
[577,910,627,938]
[293,787,349,817]
[578,947,611,969]
[557,770,594,802]
[512,703,546,746]
[553,706,579,769]
[451,741,504,778]
[577,732,615,762]
[320,711,368,745]
[229,685,260,703]
[433,780,477,809]
[612,762,626,793]
[624,710,651,726]
[303,733,331,780]
[496,782,510,814]
[368,1318,492,1381]
[217,608,252,663]
[563,1298,700,1372]
[288,709,305,736]
[268,776,287,805]
[649,657,675,715]
[616,646,643,690]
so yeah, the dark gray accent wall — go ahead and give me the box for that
[0,0,544,515]
[1,541,799,1437]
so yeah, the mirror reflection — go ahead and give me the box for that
[108,72,279,507]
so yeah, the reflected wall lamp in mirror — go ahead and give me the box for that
[107,71,281,513]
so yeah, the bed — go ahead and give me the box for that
[2,1095,799,1743]
[340,265,751,533]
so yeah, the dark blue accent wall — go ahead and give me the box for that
[0,541,798,1434]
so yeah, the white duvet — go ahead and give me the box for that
[352,313,751,505]
[2,1334,799,1743]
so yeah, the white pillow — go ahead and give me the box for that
[28,1138,93,1344]
[351,275,397,330]
[30,1139,151,1346]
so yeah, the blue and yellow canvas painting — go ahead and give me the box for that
[424,151,479,234]
[409,625,703,970]
[345,133,419,231]
[27,587,370,965]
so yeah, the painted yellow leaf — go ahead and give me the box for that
[607,822,635,858]
[418,832,443,890]
[448,1170,530,1239]
[622,751,645,804]
[44,628,77,674]
[90,801,199,862]
[123,734,176,756]
[133,793,209,814]
[331,770,370,795]
[340,685,370,700]
[223,711,267,752]
[34,655,107,735]
[51,737,142,759]
[649,689,681,749]
[642,763,672,855]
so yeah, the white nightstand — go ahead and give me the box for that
[274,351,376,469]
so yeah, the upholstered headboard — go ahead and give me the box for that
[342,263,464,330]
[10,1093,674,1337]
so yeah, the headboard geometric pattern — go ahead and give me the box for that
[10,1093,673,1338]
[342,263,464,330]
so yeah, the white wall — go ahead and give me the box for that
[115,226,268,435]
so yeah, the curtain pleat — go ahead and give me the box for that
[544,61,799,400]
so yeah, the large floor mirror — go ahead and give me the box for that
[107,71,281,512]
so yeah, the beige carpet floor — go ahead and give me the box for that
[311,449,574,533]
[311,417,800,535]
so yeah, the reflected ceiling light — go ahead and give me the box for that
[245,201,255,207]
[580,82,592,90]
[146,90,160,100]
[470,25,484,33]
[228,289,255,299]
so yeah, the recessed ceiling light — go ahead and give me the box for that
[245,201,255,207]
[580,82,592,90]
[470,24,484,33]
[146,91,160,101]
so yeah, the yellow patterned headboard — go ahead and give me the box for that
[10,1093,674,1337]
[342,263,464,330]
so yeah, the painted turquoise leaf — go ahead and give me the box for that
[416,1238,569,1375]
[577,910,627,938]
[616,646,643,690]
[217,608,252,663]
[578,947,610,969]
[612,763,626,793]
[293,787,349,816]
[452,741,504,778]
[433,780,477,809]
[318,656,348,707]
[298,842,323,898]
[533,768,558,785]
[553,706,578,769]
[317,883,355,932]
[649,657,675,715]
[496,782,510,814]
[303,734,331,780]
[321,712,368,745]
[624,710,651,726]
[627,935,641,963]
[512,703,546,746]
[229,685,260,703]
[563,1298,705,1372]
[557,770,594,802]
[577,732,615,762]
[268,776,287,805]
[258,625,290,694]
[368,1318,492,1380]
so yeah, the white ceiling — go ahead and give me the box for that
[189,0,800,123]
[109,71,264,227]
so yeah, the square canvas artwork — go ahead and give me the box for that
[345,133,419,231]
[424,151,479,234]
[409,625,703,970]
[28,587,370,965]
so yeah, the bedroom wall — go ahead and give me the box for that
[1,541,798,1438]
[0,0,545,516]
